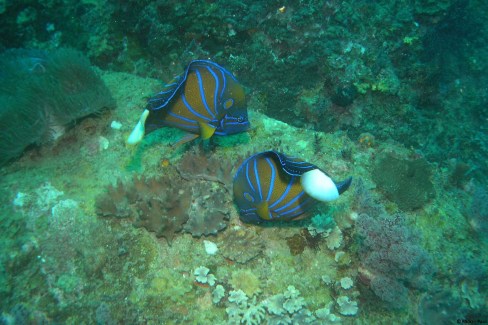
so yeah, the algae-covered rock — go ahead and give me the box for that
[372,153,435,210]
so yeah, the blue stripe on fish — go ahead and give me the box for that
[204,65,220,116]
[181,94,211,122]
[266,157,275,202]
[254,158,263,201]
[195,68,215,118]
[269,177,293,209]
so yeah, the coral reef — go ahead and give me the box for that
[1,1,487,321]
[223,285,343,324]
[372,153,435,211]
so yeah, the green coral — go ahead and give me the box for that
[372,153,435,211]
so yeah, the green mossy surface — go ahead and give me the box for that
[372,153,436,211]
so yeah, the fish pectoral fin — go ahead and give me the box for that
[198,121,217,140]
[171,133,200,147]
[256,201,272,221]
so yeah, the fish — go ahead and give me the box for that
[127,60,250,146]
[233,151,352,223]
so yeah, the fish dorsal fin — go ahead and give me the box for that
[266,151,317,176]
[146,75,185,111]
[198,121,217,140]
[256,201,272,221]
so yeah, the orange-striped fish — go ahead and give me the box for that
[128,60,250,146]
[233,151,352,223]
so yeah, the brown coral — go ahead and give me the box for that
[286,234,307,256]
[177,147,234,191]
[220,227,264,263]
[96,174,190,243]
[183,180,229,237]
[96,165,233,240]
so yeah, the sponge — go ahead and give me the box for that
[0,48,115,166]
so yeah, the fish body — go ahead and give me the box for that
[128,60,250,145]
[233,151,352,223]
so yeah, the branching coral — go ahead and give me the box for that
[356,213,435,308]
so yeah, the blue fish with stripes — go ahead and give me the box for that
[233,151,352,223]
[127,60,250,146]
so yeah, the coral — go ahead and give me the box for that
[282,286,306,314]
[0,48,114,165]
[370,275,408,308]
[372,153,435,211]
[340,277,354,290]
[336,296,358,316]
[310,212,336,231]
[350,177,384,216]
[228,290,248,308]
[146,269,192,303]
[194,266,216,286]
[417,290,467,325]
[203,240,218,255]
[291,308,316,324]
[36,48,114,124]
[227,288,311,325]
[286,234,307,256]
[183,180,229,237]
[220,227,264,263]
[263,294,286,316]
[212,285,225,304]
[315,302,341,323]
[356,213,435,308]
[241,302,266,325]
[97,170,232,240]
[325,226,343,250]
[95,303,116,325]
[96,174,190,243]
[230,269,261,297]
[176,147,235,191]
[466,184,488,237]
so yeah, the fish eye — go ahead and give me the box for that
[237,116,244,123]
